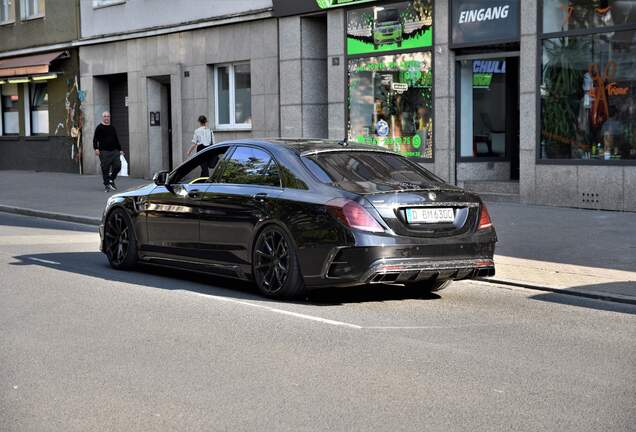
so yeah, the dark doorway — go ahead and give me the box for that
[108,74,129,169]
[166,83,173,170]
[456,55,520,180]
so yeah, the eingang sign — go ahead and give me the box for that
[451,0,520,47]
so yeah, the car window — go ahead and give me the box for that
[302,151,443,194]
[171,147,227,184]
[218,146,281,187]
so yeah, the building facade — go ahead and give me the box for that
[272,0,636,212]
[5,0,631,211]
[79,0,276,178]
[0,0,82,173]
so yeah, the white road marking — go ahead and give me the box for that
[0,234,97,246]
[188,292,362,329]
[27,257,61,265]
[363,323,503,330]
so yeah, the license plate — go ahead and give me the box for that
[405,207,455,224]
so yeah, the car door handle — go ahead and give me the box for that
[188,189,202,199]
[253,192,268,201]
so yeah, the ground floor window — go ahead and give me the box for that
[214,62,251,130]
[540,29,636,160]
[29,82,48,135]
[0,0,15,24]
[1,84,19,135]
[20,0,44,19]
[347,52,433,159]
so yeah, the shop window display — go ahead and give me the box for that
[348,53,433,159]
[543,0,636,34]
[346,0,432,55]
[540,29,636,160]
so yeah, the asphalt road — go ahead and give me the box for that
[1,213,634,432]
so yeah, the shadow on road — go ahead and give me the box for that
[529,286,636,315]
[10,251,441,306]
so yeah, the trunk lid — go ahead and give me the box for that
[363,188,482,238]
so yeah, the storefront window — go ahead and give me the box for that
[30,82,49,135]
[348,53,433,159]
[346,0,432,55]
[540,29,636,160]
[543,0,636,34]
[1,84,19,135]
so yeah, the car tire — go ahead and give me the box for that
[253,225,305,299]
[103,208,138,270]
[407,279,451,293]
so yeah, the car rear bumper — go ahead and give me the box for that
[303,240,496,288]
[361,257,495,284]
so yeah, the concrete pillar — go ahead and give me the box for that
[432,0,454,183]
[519,0,538,203]
[327,9,345,140]
[279,16,303,138]
[279,15,328,139]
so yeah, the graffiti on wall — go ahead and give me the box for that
[55,76,87,174]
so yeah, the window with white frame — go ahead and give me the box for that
[1,84,19,135]
[29,82,48,135]
[214,62,251,129]
[20,0,44,19]
[92,0,125,9]
[0,0,15,24]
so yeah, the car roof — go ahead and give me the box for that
[217,138,398,157]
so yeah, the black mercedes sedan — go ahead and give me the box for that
[100,139,496,299]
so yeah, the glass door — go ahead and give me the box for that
[456,56,519,179]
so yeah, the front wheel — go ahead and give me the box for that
[103,208,138,270]
[253,225,304,299]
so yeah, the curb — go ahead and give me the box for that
[1,205,634,307]
[478,277,636,306]
[0,205,100,226]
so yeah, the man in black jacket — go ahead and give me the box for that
[93,111,123,192]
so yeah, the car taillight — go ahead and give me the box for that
[327,198,384,233]
[478,204,493,230]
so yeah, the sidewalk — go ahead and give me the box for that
[1,170,635,304]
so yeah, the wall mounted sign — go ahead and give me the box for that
[273,0,378,17]
[451,0,520,47]
[150,112,160,126]
[347,1,432,55]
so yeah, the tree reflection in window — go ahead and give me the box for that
[220,147,281,187]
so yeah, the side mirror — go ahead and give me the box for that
[153,170,169,186]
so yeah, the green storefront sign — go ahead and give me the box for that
[316,0,377,8]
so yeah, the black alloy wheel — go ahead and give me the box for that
[104,208,138,269]
[253,226,304,299]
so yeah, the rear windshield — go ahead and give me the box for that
[302,151,443,194]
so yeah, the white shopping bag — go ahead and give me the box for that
[120,154,129,177]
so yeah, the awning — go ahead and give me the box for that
[0,51,68,78]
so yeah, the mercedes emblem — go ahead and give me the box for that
[428,192,437,201]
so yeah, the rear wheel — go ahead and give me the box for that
[406,279,451,293]
[253,225,304,299]
[103,208,138,270]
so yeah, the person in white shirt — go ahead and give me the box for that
[186,115,215,177]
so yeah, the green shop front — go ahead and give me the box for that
[274,0,435,162]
